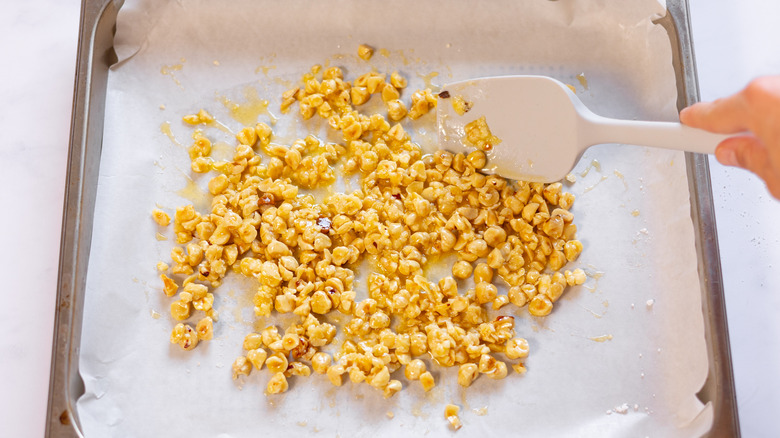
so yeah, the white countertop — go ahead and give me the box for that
[1,1,778,436]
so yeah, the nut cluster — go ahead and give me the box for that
[154,60,585,398]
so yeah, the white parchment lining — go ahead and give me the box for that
[77,0,712,436]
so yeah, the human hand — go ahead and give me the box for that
[680,76,780,199]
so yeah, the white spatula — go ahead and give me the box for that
[436,75,731,183]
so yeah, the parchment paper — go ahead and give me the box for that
[77,0,712,436]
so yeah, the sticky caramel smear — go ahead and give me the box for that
[255,64,277,76]
[579,159,602,178]
[398,48,419,66]
[473,406,488,416]
[583,175,608,193]
[590,334,613,343]
[160,59,185,88]
[576,72,589,90]
[418,71,440,91]
[176,176,210,212]
[582,306,604,319]
[613,169,628,190]
[160,122,183,148]
[584,267,605,293]
[219,86,278,127]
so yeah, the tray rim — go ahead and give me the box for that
[45,0,739,436]
[45,0,122,436]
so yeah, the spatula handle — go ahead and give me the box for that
[587,117,733,155]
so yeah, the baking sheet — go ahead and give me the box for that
[76,0,712,436]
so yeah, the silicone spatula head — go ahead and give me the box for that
[437,75,586,183]
[437,75,727,183]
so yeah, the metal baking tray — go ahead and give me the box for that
[45,0,740,435]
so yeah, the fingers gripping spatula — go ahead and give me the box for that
[437,75,730,183]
